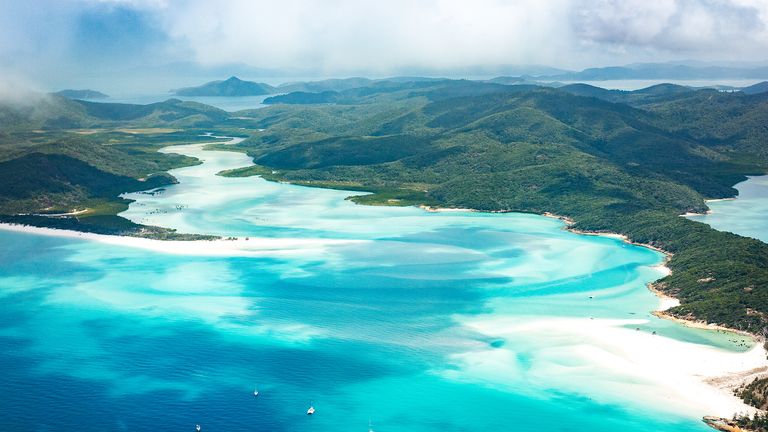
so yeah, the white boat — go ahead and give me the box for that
[195,425,201,432]
[307,402,315,415]
[253,385,259,397]
[368,419,374,432]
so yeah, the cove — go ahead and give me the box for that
[0,136,760,432]
[686,175,768,243]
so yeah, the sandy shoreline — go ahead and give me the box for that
[455,315,765,419]
[680,198,738,218]
[431,207,766,420]
[4,204,765,423]
[681,210,713,217]
[418,205,477,213]
[0,223,366,257]
[541,212,768,419]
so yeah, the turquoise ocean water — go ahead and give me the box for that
[0,138,753,431]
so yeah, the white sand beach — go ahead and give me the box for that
[419,205,478,213]
[453,314,765,419]
[0,223,366,257]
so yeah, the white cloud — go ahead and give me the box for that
[0,0,767,84]
[572,0,768,57]
[153,0,575,73]
[140,0,768,72]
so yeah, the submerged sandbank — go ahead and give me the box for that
[5,134,762,426]
[0,223,366,257]
[454,315,764,419]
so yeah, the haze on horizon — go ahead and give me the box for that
[2,0,768,94]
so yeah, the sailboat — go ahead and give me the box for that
[253,385,259,397]
[307,401,315,415]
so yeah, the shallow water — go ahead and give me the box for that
[0,138,752,431]
[686,175,768,242]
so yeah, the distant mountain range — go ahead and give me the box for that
[173,76,446,97]
[541,63,768,81]
[172,63,768,100]
[54,89,109,99]
[261,79,768,106]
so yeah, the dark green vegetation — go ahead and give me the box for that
[4,79,768,358]
[0,94,251,238]
[220,80,768,341]
[54,89,109,99]
[734,412,768,432]
[174,76,274,96]
[737,376,768,410]
[264,91,340,105]
[743,81,768,95]
[0,152,171,213]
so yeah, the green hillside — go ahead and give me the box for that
[222,81,768,334]
[0,95,246,237]
[174,76,275,96]
[3,80,768,334]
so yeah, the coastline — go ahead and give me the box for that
[540,211,768,425]
[457,314,765,420]
[418,205,477,213]
[1,199,763,425]
[681,198,738,217]
[682,210,713,217]
[0,222,366,257]
[425,206,767,422]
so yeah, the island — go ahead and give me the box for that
[54,89,109,99]
[173,76,275,96]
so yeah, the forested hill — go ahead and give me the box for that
[0,95,230,131]
[0,95,242,238]
[2,80,768,332]
[222,80,768,333]
[173,76,275,96]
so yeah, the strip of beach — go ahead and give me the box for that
[0,223,366,257]
[3,204,765,425]
[455,312,765,419]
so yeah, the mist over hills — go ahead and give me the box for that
[37,59,762,101]
[156,60,768,101]
[545,63,768,81]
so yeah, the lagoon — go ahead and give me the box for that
[0,138,760,431]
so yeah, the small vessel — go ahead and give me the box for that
[253,385,259,397]
[368,419,374,432]
[307,401,315,415]
[195,425,201,432]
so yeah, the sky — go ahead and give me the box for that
[1,0,768,93]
